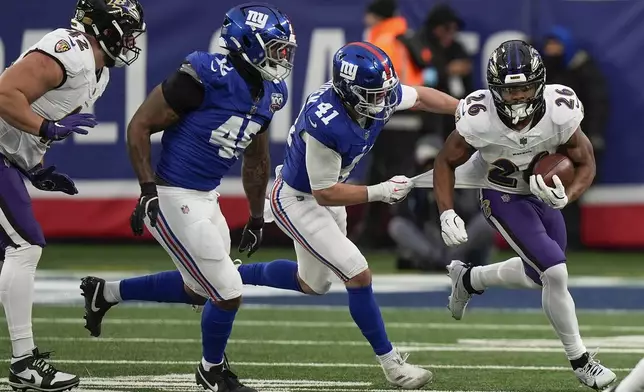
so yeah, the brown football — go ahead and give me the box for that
[533,153,575,188]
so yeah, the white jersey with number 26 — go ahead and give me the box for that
[455,84,584,195]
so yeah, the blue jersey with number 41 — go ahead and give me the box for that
[156,51,288,191]
[280,81,402,193]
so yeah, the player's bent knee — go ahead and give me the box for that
[213,295,242,311]
[184,284,207,305]
[297,274,332,295]
[345,268,372,288]
[541,263,569,289]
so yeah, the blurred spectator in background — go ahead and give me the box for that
[541,26,610,249]
[354,0,424,249]
[364,0,422,86]
[398,3,473,139]
[388,136,495,271]
[541,26,609,167]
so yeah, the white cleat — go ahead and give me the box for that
[574,352,617,390]
[446,260,473,320]
[377,349,432,389]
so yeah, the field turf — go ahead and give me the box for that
[0,244,643,391]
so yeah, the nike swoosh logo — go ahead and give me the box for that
[91,283,101,312]
[210,61,217,73]
[307,117,317,128]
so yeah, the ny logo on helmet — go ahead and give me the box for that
[245,10,269,29]
[339,61,358,81]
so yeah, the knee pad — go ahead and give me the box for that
[541,263,568,290]
[300,274,332,295]
[343,252,369,280]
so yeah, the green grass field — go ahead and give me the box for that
[1,244,644,391]
[35,244,644,277]
[1,305,644,392]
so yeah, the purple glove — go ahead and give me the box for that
[39,113,97,141]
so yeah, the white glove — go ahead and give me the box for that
[529,174,568,209]
[367,175,413,204]
[440,209,468,246]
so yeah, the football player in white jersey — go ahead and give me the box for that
[0,0,145,390]
[422,40,616,389]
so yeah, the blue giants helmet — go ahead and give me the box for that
[332,42,400,121]
[487,40,546,124]
[219,3,297,81]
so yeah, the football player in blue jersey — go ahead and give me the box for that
[79,3,295,391]
[236,42,459,389]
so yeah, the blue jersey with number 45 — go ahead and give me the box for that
[280,81,402,193]
[156,52,288,191]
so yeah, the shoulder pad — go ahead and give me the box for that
[546,84,584,127]
[33,29,92,77]
[455,89,494,148]
[185,52,233,85]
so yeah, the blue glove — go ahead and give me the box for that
[28,164,78,195]
[39,113,97,141]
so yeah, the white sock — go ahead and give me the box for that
[202,357,224,371]
[541,264,586,360]
[0,246,41,357]
[616,358,644,392]
[469,257,541,291]
[103,281,122,303]
[377,348,398,363]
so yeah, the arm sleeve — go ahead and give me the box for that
[396,85,419,111]
[161,62,205,116]
[304,132,342,191]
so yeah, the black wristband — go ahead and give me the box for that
[248,216,264,229]
[39,119,50,138]
[140,182,157,196]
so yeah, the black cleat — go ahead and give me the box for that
[195,355,256,392]
[80,276,116,337]
[8,348,79,392]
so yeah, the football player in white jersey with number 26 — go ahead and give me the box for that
[414,40,616,389]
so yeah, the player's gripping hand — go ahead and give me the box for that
[39,113,97,141]
[130,182,159,236]
[367,175,414,204]
[529,174,568,209]
[28,164,78,195]
[238,216,264,257]
[440,209,468,246]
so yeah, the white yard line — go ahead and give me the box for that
[17,317,644,332]
[5,336,644,354]
[0,359,634,372]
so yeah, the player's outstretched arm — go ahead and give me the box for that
[126,85,180,185]
[559,127,596,202]
[242,130,270,218]
[0,52,64,135]
[398,85,460,115]
[434,130,474,213]
[306,135,411,206]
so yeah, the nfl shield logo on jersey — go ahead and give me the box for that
[519,137,527,146]
[181,205,190,214]
[270,93,284,112]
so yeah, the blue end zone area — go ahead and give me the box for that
[35,272,644,310]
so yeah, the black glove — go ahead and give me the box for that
[130,182,159,236]
[28,164,78,195]
[238,216,264,257]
